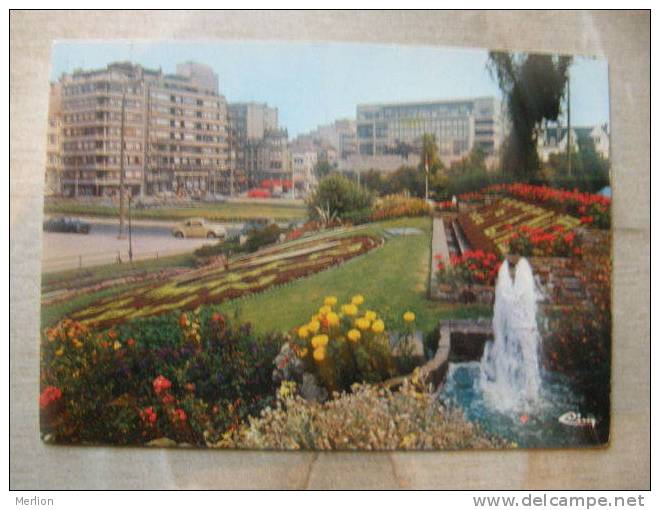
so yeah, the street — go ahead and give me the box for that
[41,217,242,272]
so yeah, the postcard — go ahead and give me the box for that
[40,41,611,450]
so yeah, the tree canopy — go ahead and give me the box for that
[488,51,572,179]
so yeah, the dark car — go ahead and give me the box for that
[43,217,91,234]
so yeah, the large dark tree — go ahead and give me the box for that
[488,52,572,179]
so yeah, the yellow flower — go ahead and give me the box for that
[113,340,122,351]
[313,347,326,362]
[308,320,321,334]
[372,319,385,333]
[327,312,340,327]
[299,347,308,358]
[355,317,371,330]
[351,295,365,306]
[319,305,332,315]
[72,338,83,349]
[403,311,416,322]
[324,296,338,306]
[364,310,377,321]
[311,334,329,349]
[341,304,358,316]
[298,325,309,339]
[54,347,64,357]
[347,329,361,342]
[278,380,297,399]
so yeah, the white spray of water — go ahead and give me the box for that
[480,257,542,412]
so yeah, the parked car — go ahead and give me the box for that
[43,217,91,234]
[172,218,227,239]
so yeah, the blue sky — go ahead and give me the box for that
[51,41,610,138]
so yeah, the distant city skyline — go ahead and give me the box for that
[51,41,610,139]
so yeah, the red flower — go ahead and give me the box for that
[161,393,176,406]
[175,408,187,422]
[39,386,62,409]
[152,375,172,395]
[126,338,136,347]
[140,406,157,425]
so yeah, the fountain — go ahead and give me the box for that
[439,256,597,447]
[480,257,541,412]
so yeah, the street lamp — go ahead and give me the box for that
[128,194,133,263]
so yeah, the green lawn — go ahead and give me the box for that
[219,216,490,335]
[44,200,307,223]
[41,216,491,335]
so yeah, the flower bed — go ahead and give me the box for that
[220,378,509,450]
[71,235,381,329]
[483,183,610,229]
[508,225,580,257]
[457,198,581,255]
[369,195,431,222]
[40,311,281,446]
[274,295,422,394]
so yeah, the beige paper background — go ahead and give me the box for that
[10,10,650,489]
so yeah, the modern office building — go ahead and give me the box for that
[53,61,229,197]
[355,96,504,164]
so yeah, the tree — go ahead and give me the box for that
[307,174,373,221]
[419,134,441,200]
[488,52,572,179]
[314,161,334,180]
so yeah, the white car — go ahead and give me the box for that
[172,218,227,239]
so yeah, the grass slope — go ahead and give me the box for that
[219,217,490,334]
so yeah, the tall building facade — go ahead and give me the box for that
[53,61,228,197]
[45,82,63,196]
[356,96,504,164]
[228,102,289,188]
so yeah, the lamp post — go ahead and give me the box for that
[128,194,133,263]
[118,87,127,239]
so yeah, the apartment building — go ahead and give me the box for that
[291,149,318,194]
[45,82,62,196]
[356,96,504,165]
[54,61,228,197]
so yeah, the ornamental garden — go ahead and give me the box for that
[40,176,612,450]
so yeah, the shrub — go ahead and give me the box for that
[194,238,241,259]
[222,378,509,450]
[539,260,611,443]
[243,223,282,253]
[40,310,282,446]
[308,174,373,222]
[286,295,396,393]
[340,208,373,226]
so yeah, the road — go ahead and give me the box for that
[42,218,243,272]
